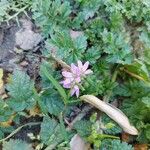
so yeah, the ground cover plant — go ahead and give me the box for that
[0,0,150,149]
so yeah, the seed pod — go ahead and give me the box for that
[80,95,138,135]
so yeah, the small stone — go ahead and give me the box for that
[15,29,42,51]
[20,61,28,67]
[70,134,91,150]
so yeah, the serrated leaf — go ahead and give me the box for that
[32,0,71,35]
[100,139,133,150]
[74,120,92,137]
[46,30,87,63]
[3,139,34,150]
[0,99,14,122]
[40,116,64,145]
[102,115,122,135]
[84,47,101,64]
[41,91,64,116]
[6,70,35,111]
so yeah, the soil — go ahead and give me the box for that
[0,23,19,71]
[0,19,43,145]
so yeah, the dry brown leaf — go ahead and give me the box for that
[29,105,41,116]
[0,68,5,95]
[134,144,148,150]
[70,134,91,150]
[0,114,16,127]
[80,95,138,135]
[121,132,130,142]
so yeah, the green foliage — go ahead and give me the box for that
[101,29,133,64]
[6,70,36,111]
[117,81,150,143]
[41,64,68,104]
[32,0,71,35]
[1,0,150,148]
[40,90,64,116]
[100,139,133,150]
[46,30,87,64]
[102,115,122,135]
[40,116,70,146]
[0,99,14,122]
[73,120,92,137]
[0,0,31,24]
[124,59,150,81]
[84,46,101,64]
[3,139,33,150]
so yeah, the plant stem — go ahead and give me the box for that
[98,134,119,139]
[0,122,41,143]
[103,69,118,102]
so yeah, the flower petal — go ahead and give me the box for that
[71,88,76,96]
[83,61,89,72]
[63,78,73,85]
[62,71,73,78]
[71,63,78,74]
[77,60,83,70]
[84,69,93,75]
[74,85,80,97]
[75,76,81,83]
[63,83,71,88]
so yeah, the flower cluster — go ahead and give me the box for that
[61,61,93,97]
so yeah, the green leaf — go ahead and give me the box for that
[46,30,87,64]
[41,66,68,104]
[0,99,14,122]
[40,116,65,145]
[124,59,150,82]
[41,90,64,116]
[3,139,34,150]
[73,120,92,137]
[101,29,133,64]
[84,47,101,64]
[6,70,35,111]
[32,0,71,35]
[100,139,133,150]
[102,115,122,135]
[141,97,150,108]
[7,70,34,101]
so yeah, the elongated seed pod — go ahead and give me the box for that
[80,95,138,135]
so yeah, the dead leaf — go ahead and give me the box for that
[70,134,91,150]
[0,68,5,95]
[122,132,130,142]
[29,105,41,116]
[0,113,16,127]
[80,95,138,135]
[134,144,148,150]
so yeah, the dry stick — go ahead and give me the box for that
[122,68,146,81]
[32,53,71,70]
[51,55,71,70]
[0,122,41,143]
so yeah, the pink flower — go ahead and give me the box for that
[61,61,93,97]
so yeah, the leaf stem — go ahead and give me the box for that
[103,69,118,102]
[0,122,41,143]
